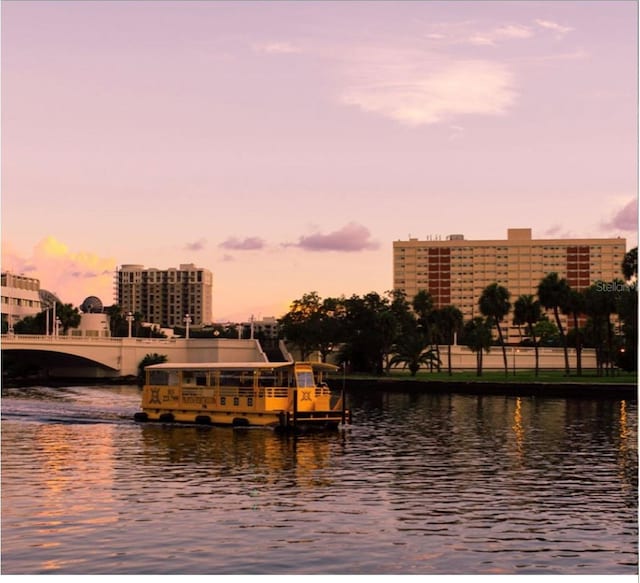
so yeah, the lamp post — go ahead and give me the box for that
[126,312,134,338]
[184,314,191,339]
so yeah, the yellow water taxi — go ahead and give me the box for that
[133,361,351,431]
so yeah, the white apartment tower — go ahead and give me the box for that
[115,264,213,328]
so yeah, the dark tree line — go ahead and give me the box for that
[279,248,637,377]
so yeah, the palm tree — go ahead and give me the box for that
[412,289,434,326]
[562,289,586,375]
[137,353,168,386]
[513,294,542,376]
[436,305,463,376]
[583,281,620,375]
[537,273,571,375]
[479,283,511,376]
[388,332,440,376]
[463,317,492,376]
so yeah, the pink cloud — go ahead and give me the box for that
[185,238,207,251]
[287,222,379,252]
[602,199,638,232]
[219,236,266,251]
[1,237,116,306]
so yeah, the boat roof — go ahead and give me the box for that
[145,361,338,371]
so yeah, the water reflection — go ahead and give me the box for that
[135,424,343,488]
[1,385,637,575]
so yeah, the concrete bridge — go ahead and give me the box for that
[1,334,276,378]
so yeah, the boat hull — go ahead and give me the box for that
[134,408,350,431]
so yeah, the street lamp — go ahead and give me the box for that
[184,314,192,339]
[126,312,134,338]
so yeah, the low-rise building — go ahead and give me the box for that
[1,272,44,332]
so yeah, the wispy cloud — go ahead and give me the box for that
[340,48,517,126]
[219,236,266,251]
[601,199,638,232]
[534,19,574,38]
[543,224,579,239]
[253,41,302,55]
[468,24,534,46]
[286,222,379,252]
[185,238,207,252]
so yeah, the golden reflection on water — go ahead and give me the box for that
[620,399,629,442]
[511,397,524,462]
[32,423,119,553]
[138,424,337,488]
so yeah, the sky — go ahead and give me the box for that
[1,1,638,322]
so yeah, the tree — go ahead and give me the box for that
[388,331,440,376]
[435,305,463,376]
[533,317,560,347]
[616,281,638,371]
[622,247,637,281]
[388,289,417,338]
[105,304,124,336]
[538,273,571,375]
[13,315,41,334]
[52,302,81,335]
[339,292,396,375]
[583,282,618,375]
[562,289,586,375]
[479,283,511,376]
[513,294,543,376]
[137,353,168,386]
[279,292,323,360]
[462,317,492,376]
[413,290,438,370]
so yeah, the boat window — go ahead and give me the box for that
[258,373,277,387]
[183,371,208,386]
[296,371,314,388]
[148,370,178,386]
[220,372,253,387]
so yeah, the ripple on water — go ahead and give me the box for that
[1,387,637,574]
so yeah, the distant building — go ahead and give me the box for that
[241,316,280,339]
[393,228,627,341]
[1,272,43,332]
[115,264,213,328]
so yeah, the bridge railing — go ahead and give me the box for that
[1,334,181,345]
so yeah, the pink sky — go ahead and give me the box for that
[2,1,637,322]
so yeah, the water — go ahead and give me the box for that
[1,384,637,575]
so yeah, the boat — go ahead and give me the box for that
[133,361,351,431]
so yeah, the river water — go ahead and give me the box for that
[1,384,637,576]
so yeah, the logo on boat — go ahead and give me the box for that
[301,390,312,401]
[149,388,161,404]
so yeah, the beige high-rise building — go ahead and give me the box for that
[115,264,213,328]
[393,228,626,340]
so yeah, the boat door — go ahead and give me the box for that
[293,364,316,411]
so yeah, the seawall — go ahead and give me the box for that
[329,377,638,400]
